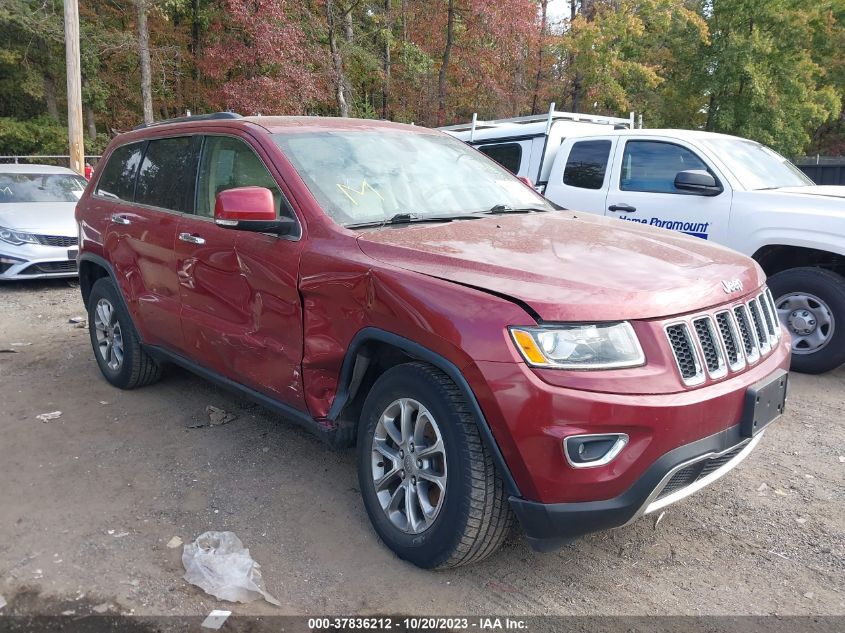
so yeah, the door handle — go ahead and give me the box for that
[608,204,637,213]
[110,214,131,225]
[178,232,206,245]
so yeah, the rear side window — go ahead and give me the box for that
[620,141,710,193]
[95,143,143,201]
[479,143,522,174]
[134,136,196,211]
[563,140,611,189]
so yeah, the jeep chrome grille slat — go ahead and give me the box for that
[666,287,779,386]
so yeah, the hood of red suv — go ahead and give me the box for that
[356,212,764,322]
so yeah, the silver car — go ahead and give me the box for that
[0,164,87,280]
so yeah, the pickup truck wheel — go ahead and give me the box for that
[87,277,162,389]
[357,362,513,569]
[768,267,845,374]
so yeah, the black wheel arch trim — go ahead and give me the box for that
[78,253,140,334]
[327,327,521,497]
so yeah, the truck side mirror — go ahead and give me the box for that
[674,170,723,196]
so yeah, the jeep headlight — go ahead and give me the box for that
[0,226,38,246]
[509,322,645,369]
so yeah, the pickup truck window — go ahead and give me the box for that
[621,141,709,194]
[563,140,611,189]
[698,138,812,190]
[479,143,522,173]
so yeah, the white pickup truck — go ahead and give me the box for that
[443,109,845,373]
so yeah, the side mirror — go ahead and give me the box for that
[214,187,296,235]
[517,176,534,188]
[674,170,722,196]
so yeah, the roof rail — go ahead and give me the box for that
[133,111,242,131]
[440,104,641,135]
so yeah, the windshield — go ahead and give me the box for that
[272,129,552,227]
[699,138,813,190]
[0,173,87,203]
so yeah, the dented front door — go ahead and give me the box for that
[176,132,306,410]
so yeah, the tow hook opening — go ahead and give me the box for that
[563,433,629,468]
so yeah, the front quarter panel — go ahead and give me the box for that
[728,190,845,257]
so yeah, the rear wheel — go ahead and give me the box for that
[357,362,513,569]
[87,277,162,389]
[768,267,845,374]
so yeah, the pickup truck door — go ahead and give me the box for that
[544,137,617,214]
[603,137,731,243]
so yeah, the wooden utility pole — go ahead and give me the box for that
[63,0,85,175]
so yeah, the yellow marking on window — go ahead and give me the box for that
[336,181,384,206]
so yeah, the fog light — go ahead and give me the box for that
[0,255,25,274]
[563,433,629,468]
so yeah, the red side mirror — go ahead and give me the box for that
[214,186,297,236]
[517,176,534,188]
[214,186,276,222]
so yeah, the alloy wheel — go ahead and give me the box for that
[93,298,124,371]
[370,397,447,534]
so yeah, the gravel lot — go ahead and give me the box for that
[1,280,843,618]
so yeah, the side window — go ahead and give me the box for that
[621,141,711,193]
[478,143,522,174]
[95,143,143,201]
[563,140,611,189]
[135,136,196,211]
[196,136,289,220]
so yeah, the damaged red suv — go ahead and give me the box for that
[76,113,790,568]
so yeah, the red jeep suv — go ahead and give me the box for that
[76,113,790,569]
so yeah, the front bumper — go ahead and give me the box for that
[509,422,767,551]
[0,242,78,279]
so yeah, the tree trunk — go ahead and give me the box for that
[531,0,548,115]
[382,0,391,119]
[343,6,354,43]
[136,0,154,125]
[44,75,60,121]
[84,105,97,138]
[327,0,350,117]
[190,0,201,80]
[437,0,455,126]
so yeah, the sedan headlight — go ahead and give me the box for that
[0,226,38,246]
[510,322,645,369]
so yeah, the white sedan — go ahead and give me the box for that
[0,164,87,280]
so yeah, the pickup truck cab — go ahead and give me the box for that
[76,114,790,568]
[446,115,845,374]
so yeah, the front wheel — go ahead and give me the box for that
[768,267,845,374]
[357,362,513,569]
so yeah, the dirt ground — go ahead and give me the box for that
[1,279,843,618]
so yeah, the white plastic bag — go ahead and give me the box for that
[182,531,280,605]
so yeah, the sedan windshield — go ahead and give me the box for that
[272,129,552,227]
[700,138,813,190]
[0,173,87,203]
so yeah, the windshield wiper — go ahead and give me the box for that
[484,204,549,214]
[346,213,482,229]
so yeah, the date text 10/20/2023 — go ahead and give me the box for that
[308,617,529,631]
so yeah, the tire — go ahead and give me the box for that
[357,362,513,569]
[768,267,845,374]
[87,277,162,389]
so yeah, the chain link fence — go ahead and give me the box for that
[0,155,102,168]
